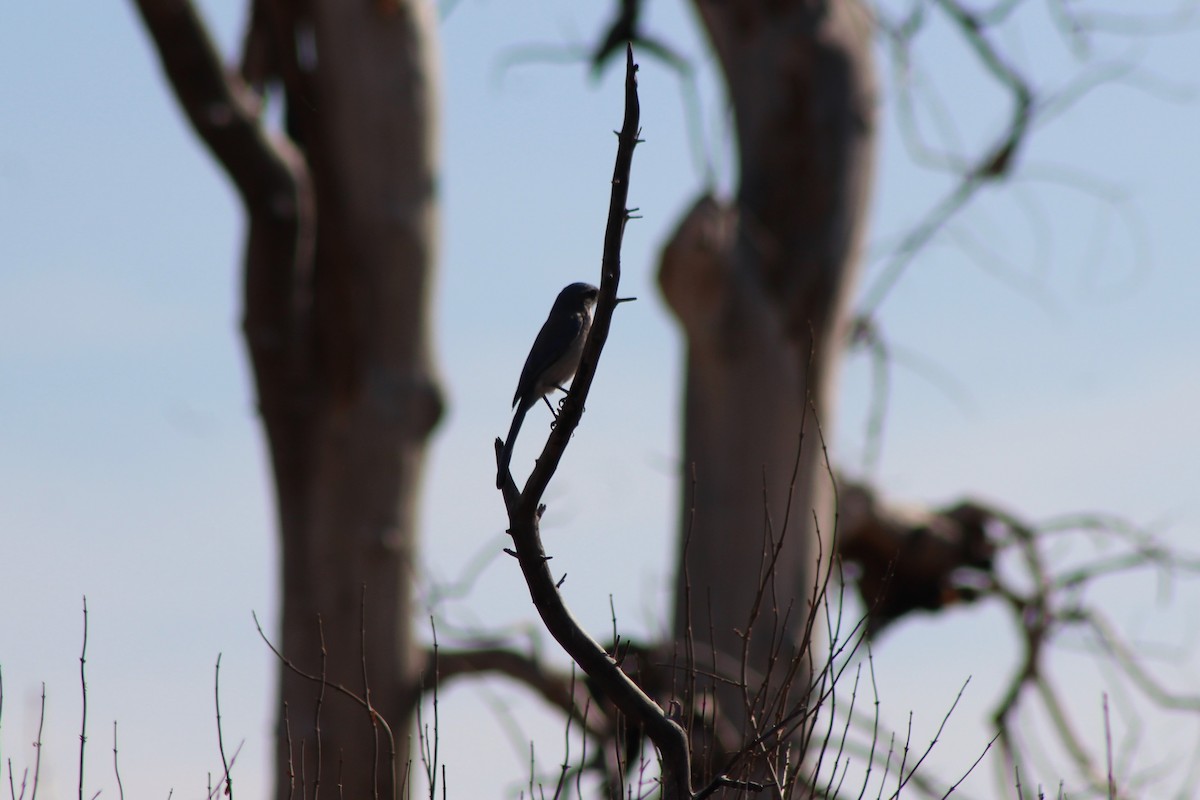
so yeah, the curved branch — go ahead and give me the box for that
[131,0,315,421]
[131,0,302,211]
[494,47,694,800]
[430,647,609,737]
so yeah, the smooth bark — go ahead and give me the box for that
[133,0,442,797]
[661,0,877,780]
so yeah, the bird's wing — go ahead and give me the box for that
[512,311,584,407]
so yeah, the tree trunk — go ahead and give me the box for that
[131,0,442,797]
[257,3,442,799]
[659,0,876,783]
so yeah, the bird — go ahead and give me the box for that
[498,282,600,489]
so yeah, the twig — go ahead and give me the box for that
[282,703,296,800]
[205,741,246,800]
[10,760,25,800]
[252,611,398,800]
[1104,694,1116,800]
[112,722,124,800]
[79,597,88,800]
[941,732,998,798]
[32,683,44,800]
[550,666,576,800]
[426,618,441,800]
[215,655,233,799]
[357,588,380,800]
[315,618,327,800]
[887,678,971,798]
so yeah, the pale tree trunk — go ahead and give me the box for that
[659,0,876,781]
[132,1,441,798]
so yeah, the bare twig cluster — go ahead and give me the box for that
[2,599,214,800]
[837,482,1200,797]
[862,0,1170,316]
[254,598,402,800]
[985,510,1200,797]
[432,427,987,798]
[849,0,1185,476]
[0,670,46,800]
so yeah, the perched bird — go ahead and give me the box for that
[498,282,600,488]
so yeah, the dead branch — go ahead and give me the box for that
[215,655,233,800]
[492,46,694,800]
[432,647,607,738]
[837,474,1200,796]
[130,0,305,211]
[251,611,399,783]
[837,480,996,637]
[78,597,89,800]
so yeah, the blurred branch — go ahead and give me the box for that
[838,481,996,637]
[131,0,316,412]
[130,0,304,210]
[864,0,1033,313]
[837,473,1200,796]
[431,647,609,738]
[862,0,1189,315]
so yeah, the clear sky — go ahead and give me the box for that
[2,0,1198,798]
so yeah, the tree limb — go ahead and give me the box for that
[131,0,303,211]
[430,647,610,738]
[131,0,315,412]
[494,46,694,800]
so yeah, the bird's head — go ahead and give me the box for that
[557,282,600,313]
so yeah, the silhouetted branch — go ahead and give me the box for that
[251,611,398,782]
[493,46,693,800]
[112,722,124,800]
[33,682,45,799]
[78,597,89,800]
[215,655,233,800]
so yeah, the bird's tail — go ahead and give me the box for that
[497,403,530,489]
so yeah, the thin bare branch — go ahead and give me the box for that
[215,655,233,800]
[78,598,88,800]
[493,46,692,800]
[251,612,399,770]
[112,722,124,800]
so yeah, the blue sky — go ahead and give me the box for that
[2,0,1198,797]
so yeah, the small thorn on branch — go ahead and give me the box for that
[608,635,622,657]
[556,573,568,588]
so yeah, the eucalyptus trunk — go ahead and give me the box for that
[132,1,442,797]
[660,0,876,782]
